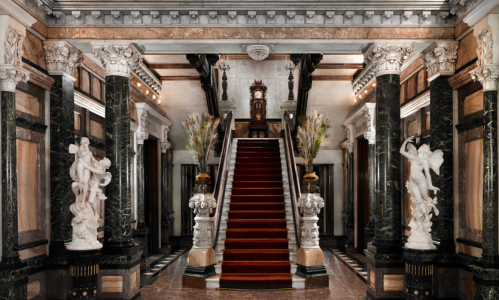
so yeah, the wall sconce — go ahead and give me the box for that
[137,82,141,87]
[146,90,149,95]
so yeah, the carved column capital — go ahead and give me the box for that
[91,44,142,78]
[470,64,499,91]
[4,27,25,67]
[0,65,29,92]
[420,41,459,81]
[475,29,493,68]
[364,43,414,76]
[364,131,376,144]
[43,41,84,79]
[136,109,149,144]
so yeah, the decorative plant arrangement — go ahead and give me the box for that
[296,110,331,174]
[181,113,220,176]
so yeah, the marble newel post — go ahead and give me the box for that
[160,125,173,253]
[0,18,31,299]
[92,43,142,299]
[344,124,355,250]
[364,43,413,300]
[364,131,376,246]
[469,24,499,299]
[134,104,150,261]
[420,41,459,298]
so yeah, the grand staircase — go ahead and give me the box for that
[209,139,303,290]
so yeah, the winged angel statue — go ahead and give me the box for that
[66,137,112,250]
[400,136,444,250]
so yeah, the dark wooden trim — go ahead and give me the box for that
[456,238,483,249]
[186,54,220,118]
[316,63,363,70]
[159,76,200,81]
[22,57,48,75]
[235,118,282,123]
[16,117,47,133]
[150,64,194,69]
[293,54,323,118]
[314,75,354,81]
[75,87,106,106]
[18,239,49,250]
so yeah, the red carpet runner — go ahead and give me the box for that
[220,139,292,289]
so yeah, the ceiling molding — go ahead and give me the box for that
[400,90,430,118]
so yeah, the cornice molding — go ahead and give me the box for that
[343,103,376,142]
[400,90,430,118]
[0,0,37,28]
[352,63,375,94]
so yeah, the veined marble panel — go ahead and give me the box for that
[17,139,39,232]
[465,139,483,230]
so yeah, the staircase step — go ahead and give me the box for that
[221,262,291,274]
[230,195,285,203]
[229,203,285,211]
[222,249,290,261]
[228,211,286,219]
[227,219,287,229]
[237,141,279,146]
[236,158,281,164]
[234,168,282,175]
[226,229,288,239]
[232,181,283,188]
[219,274,292,289]
[234,163,282,169]
[231,188,285,196]
[236,152,281,158]
[233,175,283,182]
[236,147,281,152]
[224,238,289,249]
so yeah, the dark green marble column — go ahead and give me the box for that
[49,75,76,258]
[103,75,135,250]
[429,75,454,254]
[373,74,403,250]
[160,151,171,249]
[0,90,28,299]
[136,142,149,260]
[345,151,355,248]
[1,91,23,268]
[471,89,499,300]
[365,141,376,245]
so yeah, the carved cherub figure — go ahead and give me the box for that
[400,136,444,249]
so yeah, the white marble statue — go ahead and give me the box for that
[189,193,217,249]
[400,136,444,250]
[66,137,112,250]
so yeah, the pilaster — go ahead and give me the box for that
[160,125,172,253]
[364,132,376,246]
[344,124,355,250]
[364,42,413,300]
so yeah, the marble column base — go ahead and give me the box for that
[46,268,71,299]
[133,226,149,262]
[0,266,29,300]
[297,248,324,266]
[98,264,141,300]
[364,247,405,300]
[188,248,215,266]
[470,264,499,300]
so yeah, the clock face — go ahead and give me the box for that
[254,90,263,99]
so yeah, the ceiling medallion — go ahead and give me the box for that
[245,45,271,61]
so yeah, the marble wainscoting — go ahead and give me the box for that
[141,249,366,299]
[235,121,281,138]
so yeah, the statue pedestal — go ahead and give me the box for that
[68,249,100,299]
[295,247,329,288]
[403,248,438,300]
[182,249,216,289]
[297,247,323,266]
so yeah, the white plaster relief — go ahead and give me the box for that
[110,11,123,24]
[91,44,142,78]
[297,194,324,248]
[364,43,414,76]
[189,11,199,24]
[420,41,459,81]
[43,41,84,77]
[286,11,296,24]
[72,11,85,25]
[228,11,237,24]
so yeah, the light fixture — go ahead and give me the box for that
[365,90,368,94]
[158,99,162,104]
[354,98,357,103]
[137,82,141,87]
[153,95,156,99]
[372,83,376,87]
[289,113,293,119]
[359,94,362,99]
[146,90,149,95]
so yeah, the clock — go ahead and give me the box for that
[249,80,268,138]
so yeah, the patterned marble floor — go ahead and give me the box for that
[141,248,367,300]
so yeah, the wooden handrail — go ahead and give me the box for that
[283,112,302,248]
[212,112,234,249]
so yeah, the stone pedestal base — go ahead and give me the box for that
[470,264,499,300]
[182,264,216,288]
[188,248,215,266]
[297,248,323,266]
[403,248,438,300]
[68,249,100,299]
[0,266,29,300]
[364,247,405,300]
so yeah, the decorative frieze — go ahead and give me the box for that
[364,43,414,76]
[476,29,493,67]
[43,41,84,78]
[352,63,375,94]
[470,29,498,91]
[91,44,142,78]
[4,28,25,67]
[246,45,271,61]
[420,41,459,81]
[72,11,85,24]
[46,9,454,27]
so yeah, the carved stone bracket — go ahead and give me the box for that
[43,41,84,78]
[136,106,149,144]
[4,27,25,67]
[420,41,459,81]
[364,131,376,144]
[470,64,499,91]
[470,28,498,91]
[91,44,142,78]
[365,43,414,76]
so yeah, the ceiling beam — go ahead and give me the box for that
[316,63,363,70]
[314,75,354,81]
[160,76,200,81]
[149,64,194,69]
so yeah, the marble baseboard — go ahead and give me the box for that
[304,276,329,289]
[46,268,70,299]
[182,276,206,289]
[365,262,405,299]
